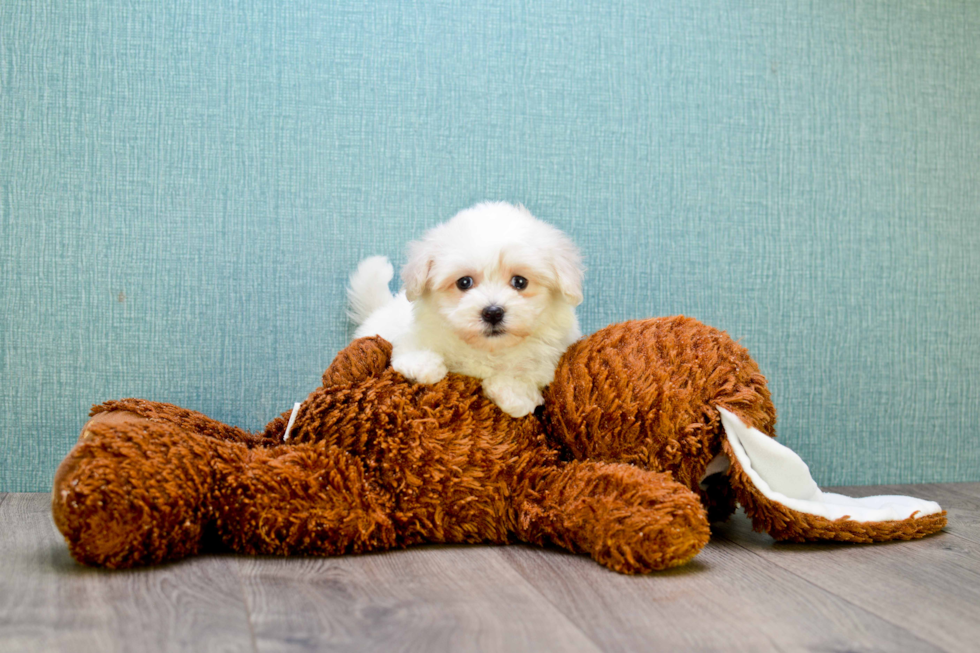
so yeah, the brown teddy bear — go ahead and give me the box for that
[51,316,946,574]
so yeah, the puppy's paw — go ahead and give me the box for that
[481,376,544,418]
[392,350,448,384]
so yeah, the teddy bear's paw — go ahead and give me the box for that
[481,376,543,418]
[391,349,448,384]
[52,417,212,568]
[519,462,710,573]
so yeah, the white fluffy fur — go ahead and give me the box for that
[347,202,584,418]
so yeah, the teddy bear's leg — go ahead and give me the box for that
[53,412,229,568]
[55,412,400,567]
[213,442,399,558]
[515,461,710,574]
[89,399,270,445]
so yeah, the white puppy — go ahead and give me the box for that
[347,202,583,418]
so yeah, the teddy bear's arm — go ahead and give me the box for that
[321,336,393,387]
[515,461,710,574]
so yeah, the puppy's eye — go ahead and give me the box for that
[510,275,528,291]
[455,276,474,291]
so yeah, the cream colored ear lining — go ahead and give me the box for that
[698,453,730,490]
[716,407,943,522]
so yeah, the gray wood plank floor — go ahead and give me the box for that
[2,484,977,653]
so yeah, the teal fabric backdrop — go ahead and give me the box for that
[2,0,978,491]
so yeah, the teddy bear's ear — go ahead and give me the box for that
[322,336,393,387]
[717,407,947,542]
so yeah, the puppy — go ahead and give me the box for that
[347,202,583,417]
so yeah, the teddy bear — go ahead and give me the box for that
[51,316,946,574]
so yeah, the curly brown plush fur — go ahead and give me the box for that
[51,316,945,573]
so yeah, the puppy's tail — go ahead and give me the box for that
[347,256,397,325]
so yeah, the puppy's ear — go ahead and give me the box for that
[401,240,434,301]
[550,237,584,306]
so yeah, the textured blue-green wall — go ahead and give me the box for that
[2,1,978,491]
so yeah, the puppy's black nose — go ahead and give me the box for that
[481,305,505,325]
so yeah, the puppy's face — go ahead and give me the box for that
[425,257,555,351]
[402,203,583,352]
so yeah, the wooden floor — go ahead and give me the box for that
[1,483,978,653]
